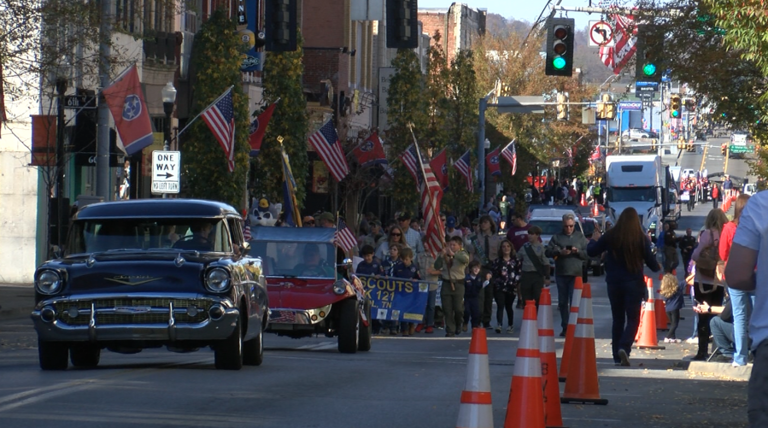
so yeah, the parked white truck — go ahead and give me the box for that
[605,154,679,239]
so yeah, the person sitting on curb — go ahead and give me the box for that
[694,296,735,363]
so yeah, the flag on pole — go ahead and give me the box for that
[281,145,302,227]
[453,150,473,191]
[249,102,276,157]
[566,147,573,166]
[334,218,357,253]
[352,132,388,167]
[429,148,449,192]
[501,140,517,176]
[486,146,501,176]
[201,87,236,172]
[102,64,154,155]
[398,144,420,184]
[414,142,445,258]
[308,120,349,182]
[599,14,638,74]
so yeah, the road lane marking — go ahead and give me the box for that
[0,380,100,413]
[0,379,95,406]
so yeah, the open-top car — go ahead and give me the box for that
[31,199,269,371]
[249,227,371,353]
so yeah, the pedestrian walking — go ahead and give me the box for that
[712,184,720,209]
[435,236,470,337]
[664,221,680,272]
[679,228,697,275]
[464,260,488,330]
[660,273,684,343]
[518,226,550,306]
[690,208,728,360]
[546,213,589,336]
[467,215,502,329]
[587,207,661,366]
[719,194,753,367]
[490,239,521,333]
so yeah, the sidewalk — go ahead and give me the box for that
[0,284,34,321]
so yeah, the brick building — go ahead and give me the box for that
[418,2,487,64]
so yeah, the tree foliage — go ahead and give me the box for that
[251,33,308,207]
[183,9,250,209]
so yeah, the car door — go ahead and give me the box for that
[226,217,266,336]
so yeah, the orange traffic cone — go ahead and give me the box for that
[456,328,494,428]
[635,278,666,350]
[559,277,584,382]
[504,300,545,428]
[580,193,586,206]
[561,283,609,405]
[537,289,566,428]
[655,286,669,331]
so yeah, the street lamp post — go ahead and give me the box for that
[161,82,177,199]
[55,58,71,252]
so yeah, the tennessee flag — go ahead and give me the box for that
[429,148,449,192]
[352,132,387,167]
[249,102,276,157]
[102,65,153,155]
[486,147,501,176]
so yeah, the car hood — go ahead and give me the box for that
[42,253,214,295]
[266,277,352,310]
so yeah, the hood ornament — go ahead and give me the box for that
[86,254,97,268]
[105,275,161,286]
[174,253,186,267]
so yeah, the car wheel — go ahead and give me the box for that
[337,299,359,354]
[38,340,68,370]
[358,299,372,352]
[70,343,101,368]
[214,319,243,370]
[243,328,263,366]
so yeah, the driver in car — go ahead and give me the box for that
[295,243,334,277]
[174,222,214,251]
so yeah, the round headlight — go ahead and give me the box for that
[332,281,347,295]
[205,268,231,293]
[36,270,63,295]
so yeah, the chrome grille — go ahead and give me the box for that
[54,298,213,326]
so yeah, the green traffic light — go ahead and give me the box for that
[642,63,657,76]
[552,57,566,70]
[672,111,680,118]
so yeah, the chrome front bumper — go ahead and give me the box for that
[31,293,239,342]
[267,304,332,328]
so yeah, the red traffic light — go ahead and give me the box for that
[553,41,566,55]
[554,26,568,40]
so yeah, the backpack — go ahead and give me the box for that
[696,229,720,278]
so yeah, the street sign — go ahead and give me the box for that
[495,96,545,114]
[618,101,642,111]
[63,95,96,109]
[642,99,652,109]
[588,21,614,47]
[635,81,659,94]
[151,150,181,194]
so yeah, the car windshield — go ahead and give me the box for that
[251,240,336,278]
[606,187,656,203]
[66,218,231,255]
[528,220,579,236]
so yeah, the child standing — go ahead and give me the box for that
[660,272,684,343]
[436,236,471,337]
[393,247,420,336]
[464,260,491,329]
[491,239,521,333]
[380,243,402,335]
[356,245,384,276]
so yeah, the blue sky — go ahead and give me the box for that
[418,0,595,31]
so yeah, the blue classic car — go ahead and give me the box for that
[31,199,269,370]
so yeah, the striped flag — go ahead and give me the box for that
[243,224,252,241]
[334,219,357,253]
[598,14,637,74]
[501,140,517,176]
[308,120,349,182]
[201,87,236,172]
[414,143,445,258]
[453,150,473,191]
[566,147,573,166]
[398,144,420,184]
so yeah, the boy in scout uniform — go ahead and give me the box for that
[435,236,470,337]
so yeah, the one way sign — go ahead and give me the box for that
[151,150,181,194]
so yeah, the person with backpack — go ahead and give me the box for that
[690,208,729,360]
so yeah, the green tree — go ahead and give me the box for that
[385,48,429,209]
[183,9,250,209]
[251,33,308,206]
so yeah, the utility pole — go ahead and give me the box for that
[96,0,113,200]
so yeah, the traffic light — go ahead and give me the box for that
[634,27,664,82]
[386,0,418,49]
[670,94,682,118]
[596,99,605,119]
[265,0,297,52]
[545,18,574,77]
[556,92,569,121]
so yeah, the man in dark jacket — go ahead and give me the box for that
[679,228,697,274]
[663,222,680,272]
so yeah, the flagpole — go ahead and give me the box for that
[407,123,446,250]
[175,85,234,140]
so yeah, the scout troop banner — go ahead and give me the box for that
[357,275,433,323]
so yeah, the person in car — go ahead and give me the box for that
[174,222,214,251]
[295,243,334,277]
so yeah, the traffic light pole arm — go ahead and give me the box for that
[488,101,596,107]
[551,5,682,17]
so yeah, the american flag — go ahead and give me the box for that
[454,150,473,191]
[308,120,349,182]
[566,147,573,166]
[201,87,236,172]
[598,14,637,75]
[334,219,357,253]
[243,224,252,241]
[501,140,517,176]
[398,144,420,184]
[414,144,445,258]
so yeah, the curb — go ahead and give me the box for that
[688,361,752,381]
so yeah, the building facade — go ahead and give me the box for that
[418,2,486,64]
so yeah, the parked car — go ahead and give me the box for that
[622,128,657,139]
[682,168,696,179]
[31,199,269,371]
[250,227,372,354]
[744,183,757,196]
